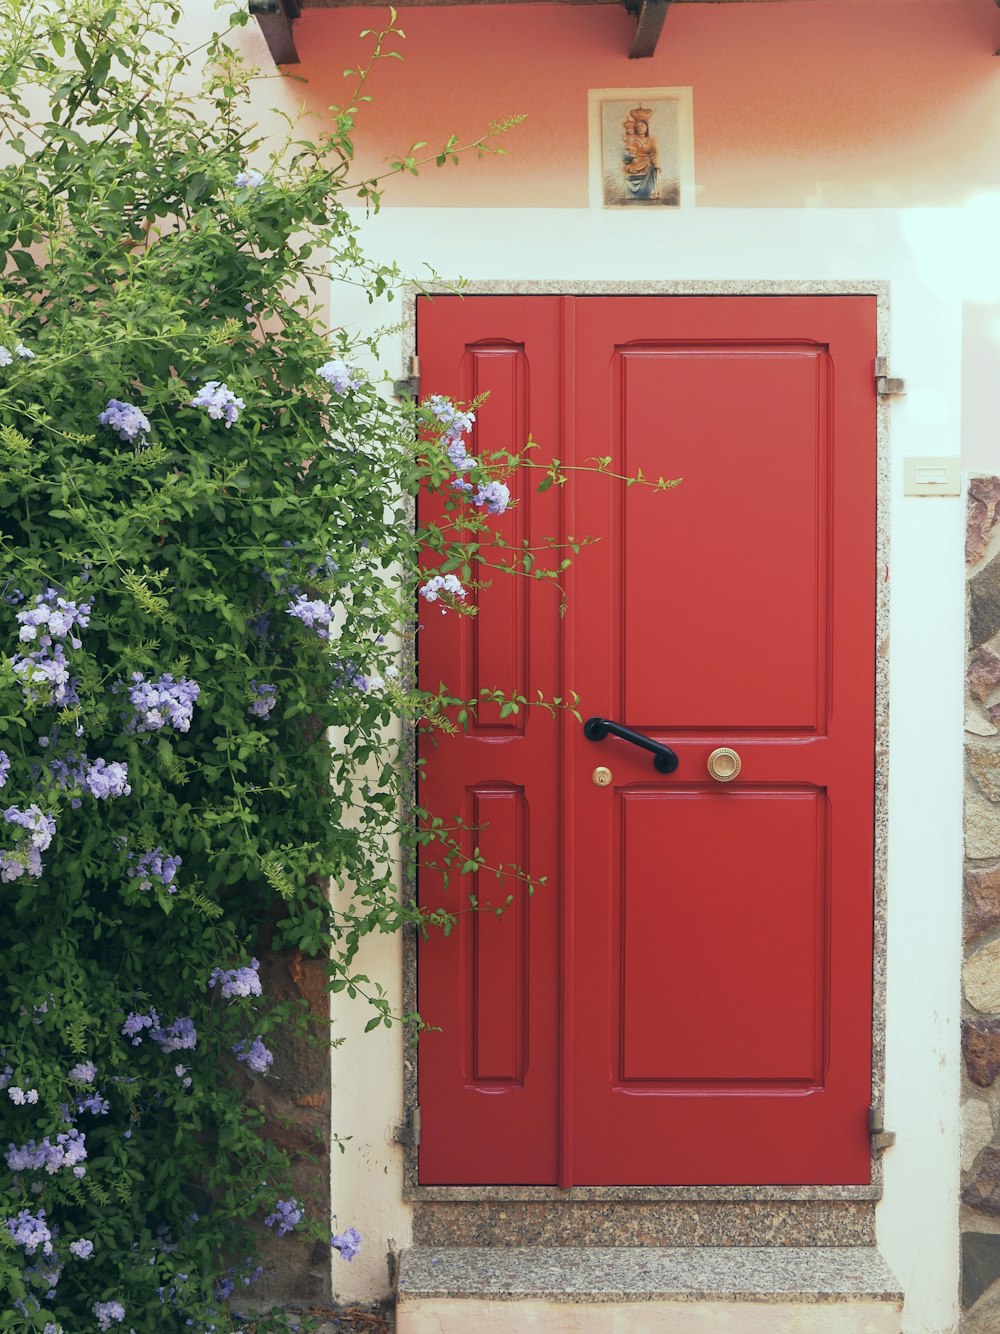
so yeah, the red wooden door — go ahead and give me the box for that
[417,294,876,1187]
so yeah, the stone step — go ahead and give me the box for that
[411,1199,876,1248]
[396,1246,903,1333]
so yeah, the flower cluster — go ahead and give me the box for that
[247,680,277,719]
[263,1198,302,1237]
[9,1086,39,1104]
[215,1257,264,1301]
[11,641,76,707]
[425,395,476,469]
[122,1010,197,1053]
[286,594,335,640]
[68,1061,96,1083]
[16,588,91,648]
[3,803,55,849]
[0,342,33,364]
[331,659,369,692]
[6,1128,87,1176]
[98,398,150,445]
[330,1226,362,1262]
[128,848,182,893]
[317,357,362,395]
[210,958,261,998]
[92,1300,126,1330]
[69,1238,94,1259]
[419,573,468,606]
[50,754,131,802]
[234,168,264,189]
[125,672,200,733]
[474,480,511,516]
[1,803,56,881]
[10,587,91,708]
[6,1208,53,1256]
[232,1036,273,1074]
[190,380,244,427]
[82,758,131,800]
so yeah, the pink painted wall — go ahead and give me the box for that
[288,0,1000,207]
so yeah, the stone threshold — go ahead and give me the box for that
[397,1246,903,1305]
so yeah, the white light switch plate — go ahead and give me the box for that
[903,456,961,497]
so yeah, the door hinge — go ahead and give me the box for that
[874,357,905,398]
[393,1105,421,1148]
[394,356,420,400]
[869,1105,896,1152]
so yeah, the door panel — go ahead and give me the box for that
[416,298,563,1185]
[617,344,827,731]
[417,293,876,1187]
[618,788,825,1086]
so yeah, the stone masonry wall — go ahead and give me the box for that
[960,476,1000,1331]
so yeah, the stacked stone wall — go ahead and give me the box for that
[960,476,1000,1329]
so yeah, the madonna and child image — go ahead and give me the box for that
[600,98,682,207]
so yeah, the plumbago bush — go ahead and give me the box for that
[0,1,587,1330]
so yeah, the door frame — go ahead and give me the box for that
[401,279,890,1204]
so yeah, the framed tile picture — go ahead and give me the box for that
[588,88,694,209]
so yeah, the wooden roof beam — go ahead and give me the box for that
[625,0,672,58]
[249,0,302,65]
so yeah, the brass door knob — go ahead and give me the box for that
[707,747,741,782]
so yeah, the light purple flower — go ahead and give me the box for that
[4,804,55,851]
[419,573,467,605]
[446,437,475,471]
[210,959,261,999]
[5,1128,87,1175]
[126,672,200,733]
[317,358,362,395]
[264,1198,302,1237]
[190,381,244,427]
[93,1300,126,1330]
[76,1093,109,1116]
[15,343,33,360]
[15,588,90,646]
[474,480,511,516]
[122,1011,159,1046]
[83,758,131,800]
[8,1087,39,1105]
[0,346,12,367]
[69,1238,94,1259]
[68,1061,96,1084]
[129,848,181,893]
[151,1017,197,1055]
[234,168,265,189]
[11,642,77,707]
[98,399,150,445]
[6,1208,52,1255]
[247,681,277,719]
[330,1226,362,1262]
[233,1036,273,1074]
[286,594,335,640]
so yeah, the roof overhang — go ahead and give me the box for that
[251,0,1000,66]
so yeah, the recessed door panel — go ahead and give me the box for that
[619,346,827,732]
[618,788,825,1086]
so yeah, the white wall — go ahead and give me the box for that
[329,205,971,1334]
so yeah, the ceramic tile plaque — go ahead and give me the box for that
[588,88,694,209]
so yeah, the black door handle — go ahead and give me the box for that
[583,717,679,774]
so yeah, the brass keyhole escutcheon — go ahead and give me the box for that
[707,747,741,783]
[592,766,613,787]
